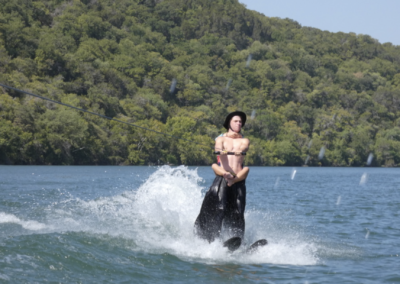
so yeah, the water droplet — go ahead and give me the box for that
[336,195,341,205]
[246,54,252,68]
[365,229,370,239]
[308,140,313,148]
[274,177,280,189]
[318,146,325,160]
[360,172,368,185]
[367,153,373,166]
[304,155,310,165]
[291,168,297,180]
[225,78,232,90]
[251,109,256,120]
[170,78,177,93]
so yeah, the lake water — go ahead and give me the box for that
[0,165,399,283]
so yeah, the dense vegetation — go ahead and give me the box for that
[1,0,400,166]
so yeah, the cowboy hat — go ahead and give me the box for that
[223,111,247,130]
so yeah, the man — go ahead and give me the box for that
[194,111,249,243]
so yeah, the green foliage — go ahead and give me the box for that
[1,0,400,166]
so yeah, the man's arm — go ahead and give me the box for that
[211,163,227,176]
[240,138,250,152]
[214,136,236,173]
[215,136,224,152]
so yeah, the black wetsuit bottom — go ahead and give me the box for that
[194,176,246,243]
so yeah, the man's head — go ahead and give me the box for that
[223,111,247,132]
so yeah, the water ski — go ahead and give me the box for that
[245,239,268,254]
[223,237,267,253]
[223,237,242,252]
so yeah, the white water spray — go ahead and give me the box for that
[7,166,320,266]
[0,212,46,230]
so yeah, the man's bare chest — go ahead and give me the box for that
[223,138,245,151]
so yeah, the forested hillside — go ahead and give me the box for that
[1,0,400,166]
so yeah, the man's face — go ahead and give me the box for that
[230,116,242,132]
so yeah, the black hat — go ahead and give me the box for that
[223,111,247,130]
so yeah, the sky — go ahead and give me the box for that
[239,0,400,46]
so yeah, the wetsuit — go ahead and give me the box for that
[194,176,246,243]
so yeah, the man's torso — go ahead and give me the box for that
[216,136,249,173]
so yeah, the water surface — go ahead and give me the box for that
[1,166,399,283]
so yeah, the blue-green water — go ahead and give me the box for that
[1,166,399,283]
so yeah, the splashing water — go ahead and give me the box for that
[4,166,320,266]
[0,212,46,230]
